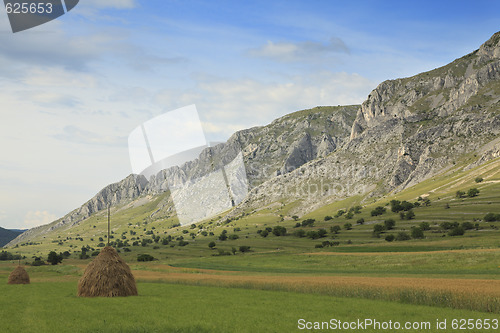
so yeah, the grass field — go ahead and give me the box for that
[1,269,499,333]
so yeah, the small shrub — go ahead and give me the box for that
[384,219,395,230]
[356,218,365,225]
[419,222,431,231]
[293,229,306,238]
[396,232,411,241]
[484,213,500,222]
[385,234,395,242]
[324,215,332,221]
[330,225,341,234]
[373,224,385,235]
[410,226,424,239]
[239,246,251,253]
[371,206,386,216]
[461,222,474,230]
[335,210,345,218]
[475,177,484,183]
[208,241,216,249]
[137,254,155,262]
[272,226,287,236]
[301,219,315,227]
[467,188,480,197]
[448,226,465,236]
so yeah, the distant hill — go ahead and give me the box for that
[0,227,24,247]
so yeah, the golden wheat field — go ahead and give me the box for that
[129,264,500,313]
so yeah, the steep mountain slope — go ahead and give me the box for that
[232,31,500,217]
[6,31,500,248]
[6,105,357,246]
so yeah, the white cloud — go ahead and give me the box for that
[154,71,375,141]
[53,125,127,147]
[24,210,57,228]
[248,37,349,62]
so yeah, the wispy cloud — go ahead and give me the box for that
[53,125,127,147]
[248,37,350,62]
[24,210,57,228]
[154,71,375,140]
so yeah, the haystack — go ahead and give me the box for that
[8,265,30,284]
[77,246,137,297]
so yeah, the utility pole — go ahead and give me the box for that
[107,204,110,247]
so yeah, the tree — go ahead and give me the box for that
[384,219,395,230]
[371,206,386,216]
[272,226,287,236]
[330,225,341,234]
[475,177,484,183]
[324,215,332,221]
[335,209,345,217]
[344,223,352,230]
[47,251,63,265]
[410,226,424,239]
[293,229,306,237]
[419,222,431,231]
[396,232,411,241]
[231,247,237,255]
[400,210,415,220]
[373,224,385,235]
[301,219,315,227]
[484,213,500,222]
[292,215,299,221]
[239,246,251,253]
[137,254,155,262]
[385,234,395,242]
[448,226,465,236]
[467,188,480,197]
[350,206,362,214]
[356,218,365,225]
[218,233,228,241]
[317,229,327,238]
[260,230,269,237]
[456,190,466,198]
[208,241,216,249]
[461,222,474,230]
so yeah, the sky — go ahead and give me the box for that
[0,0,499,229]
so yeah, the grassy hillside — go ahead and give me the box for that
[0,228,23,247]
[5,155,500,260]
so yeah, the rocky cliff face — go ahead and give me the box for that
[7,105,357,246]
[233,31,500,216]
[7,32,500,247]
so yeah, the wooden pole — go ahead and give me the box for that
[107,204,110,247]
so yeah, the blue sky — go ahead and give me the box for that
[0,0,499,229]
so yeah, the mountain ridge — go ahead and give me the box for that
[6,31,500,248]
